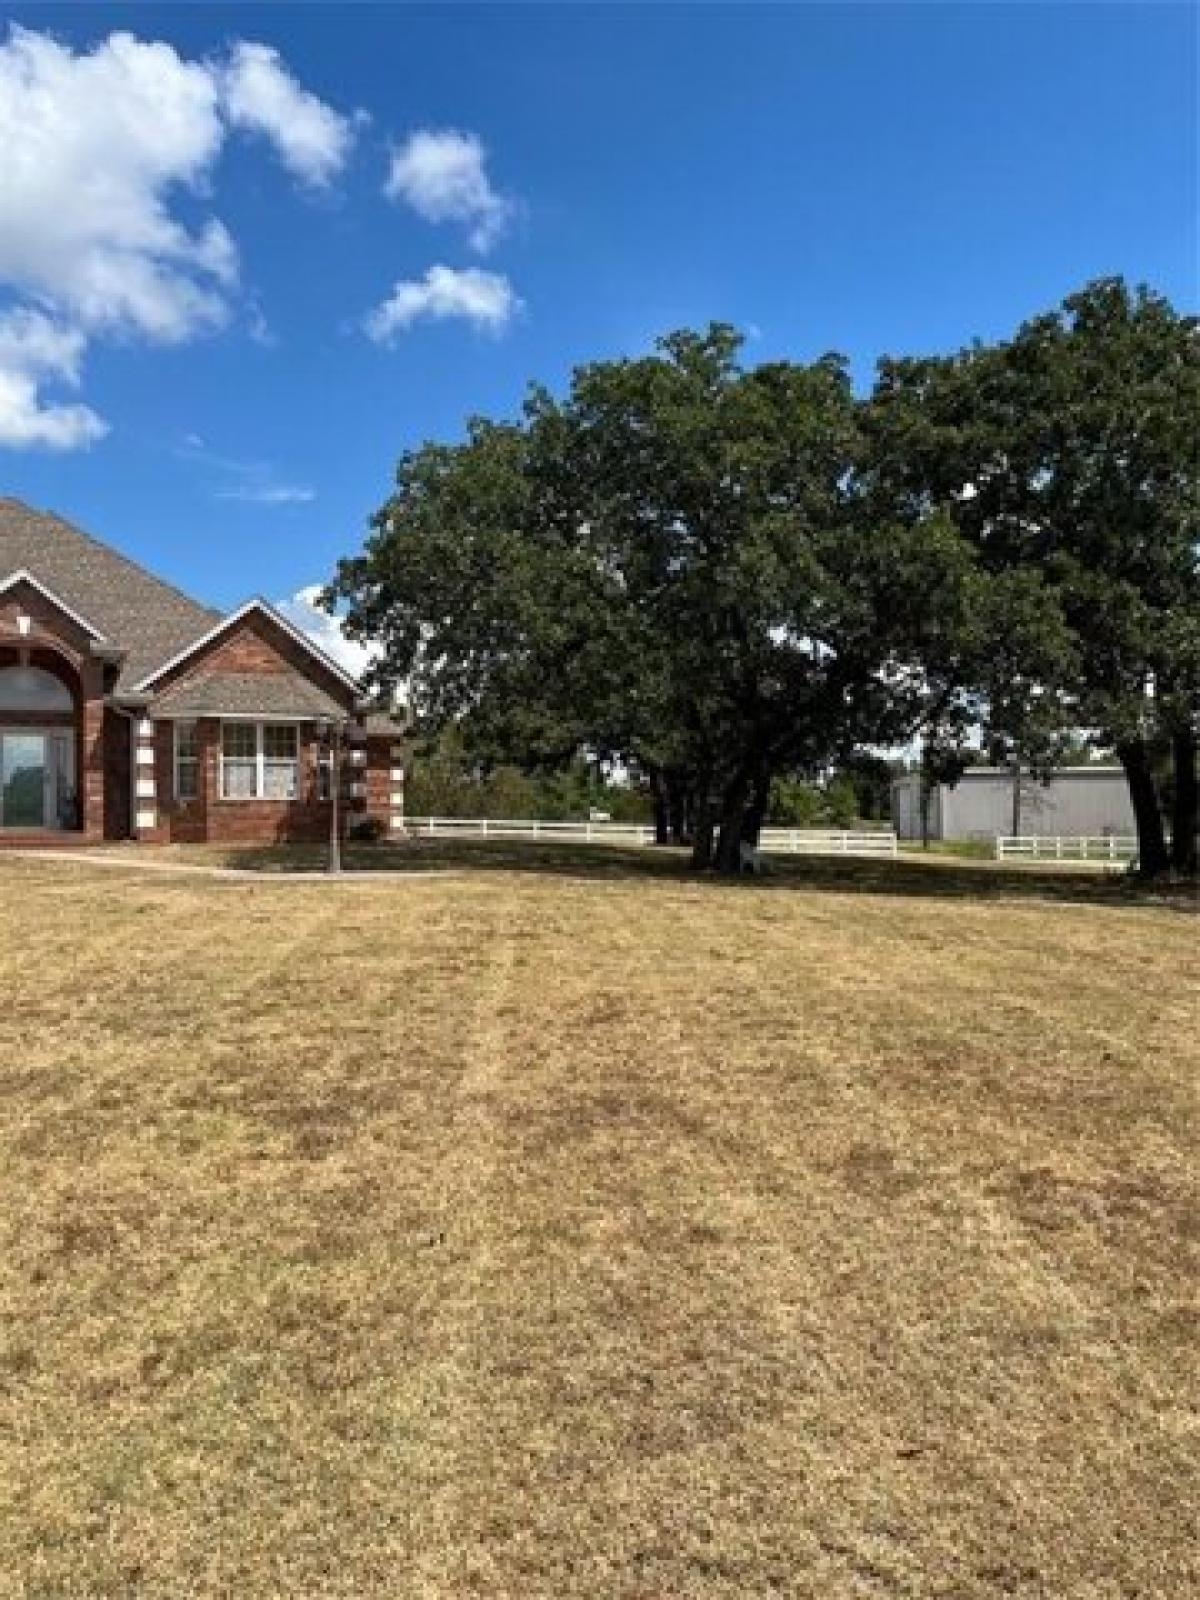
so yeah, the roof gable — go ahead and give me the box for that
[0,569,107,640]
[133,597,361,694]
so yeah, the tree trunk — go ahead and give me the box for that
[741,767,771,848]
[1117,739,1170,877]
[648,767,670,846]
[1170,727,1198,876]
[1011,758,1022,838]
[667,773,691,845]
[689,780,715,871]
[714,769,753,875]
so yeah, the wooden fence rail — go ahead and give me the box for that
[402,817,899,858]
[995,834,1137,862]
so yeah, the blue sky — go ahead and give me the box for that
[0,3,1195,651]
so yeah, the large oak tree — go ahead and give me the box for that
[869,279,1198,876]
[328,327,961,871]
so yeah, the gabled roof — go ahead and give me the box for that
[0,499,220,692]
[0,568,107,640]
[0,500,363,702]
[132,597,361,694]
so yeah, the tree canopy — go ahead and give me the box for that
[328,279,1198,876]
[869,279,1199,872]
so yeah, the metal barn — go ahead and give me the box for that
[890,766,1136,842]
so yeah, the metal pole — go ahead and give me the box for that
[329,720,342,875]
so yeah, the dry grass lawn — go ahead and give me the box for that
[0,850,1196,1598]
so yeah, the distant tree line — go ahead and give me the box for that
[328,279,1198,877]
[401,729,890,830]
[403,735,649,823]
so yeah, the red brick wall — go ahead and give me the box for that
[102,708,132,839]
[365,734,401,835]
[145,716,340,845]
[80,692,106,839]
[143,724,402,846]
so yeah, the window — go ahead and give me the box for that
[220,722,299,800]
[174,721,199,801]
[262,723,298,799]
[221,723,258,799]
[0,664,73,713]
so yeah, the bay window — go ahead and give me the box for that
[220,722,299,800]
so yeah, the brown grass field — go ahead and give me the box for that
[0,846,1196,1598]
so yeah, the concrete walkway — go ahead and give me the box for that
[0,848,453,885]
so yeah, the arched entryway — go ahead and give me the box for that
[0,655,81,830]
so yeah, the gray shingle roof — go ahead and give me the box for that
[0,498,221,692]
[149,671,347,720]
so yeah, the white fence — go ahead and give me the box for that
[995,834,1137,863]
[403,817,898,858]
[758,828,897,857]
[405,817,655,844]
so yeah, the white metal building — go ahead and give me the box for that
[891,765,1135,842]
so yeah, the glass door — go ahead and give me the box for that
[0,733,48,828]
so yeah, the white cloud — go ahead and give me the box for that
[178,434,315,504]
[276,584,379,679]
[0,308,87,384]
[0,27,233,345]
[0,307,107,449]
[245,300,275,347]
[221,42,357,189]
[216,482,316,505]
[0,25,355,449]
[0,369,108,450]
[365,265,520,341]
[385,129,513,252]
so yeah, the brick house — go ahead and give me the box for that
[0,499,404,845]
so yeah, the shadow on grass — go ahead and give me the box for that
[207,837,1198,914]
